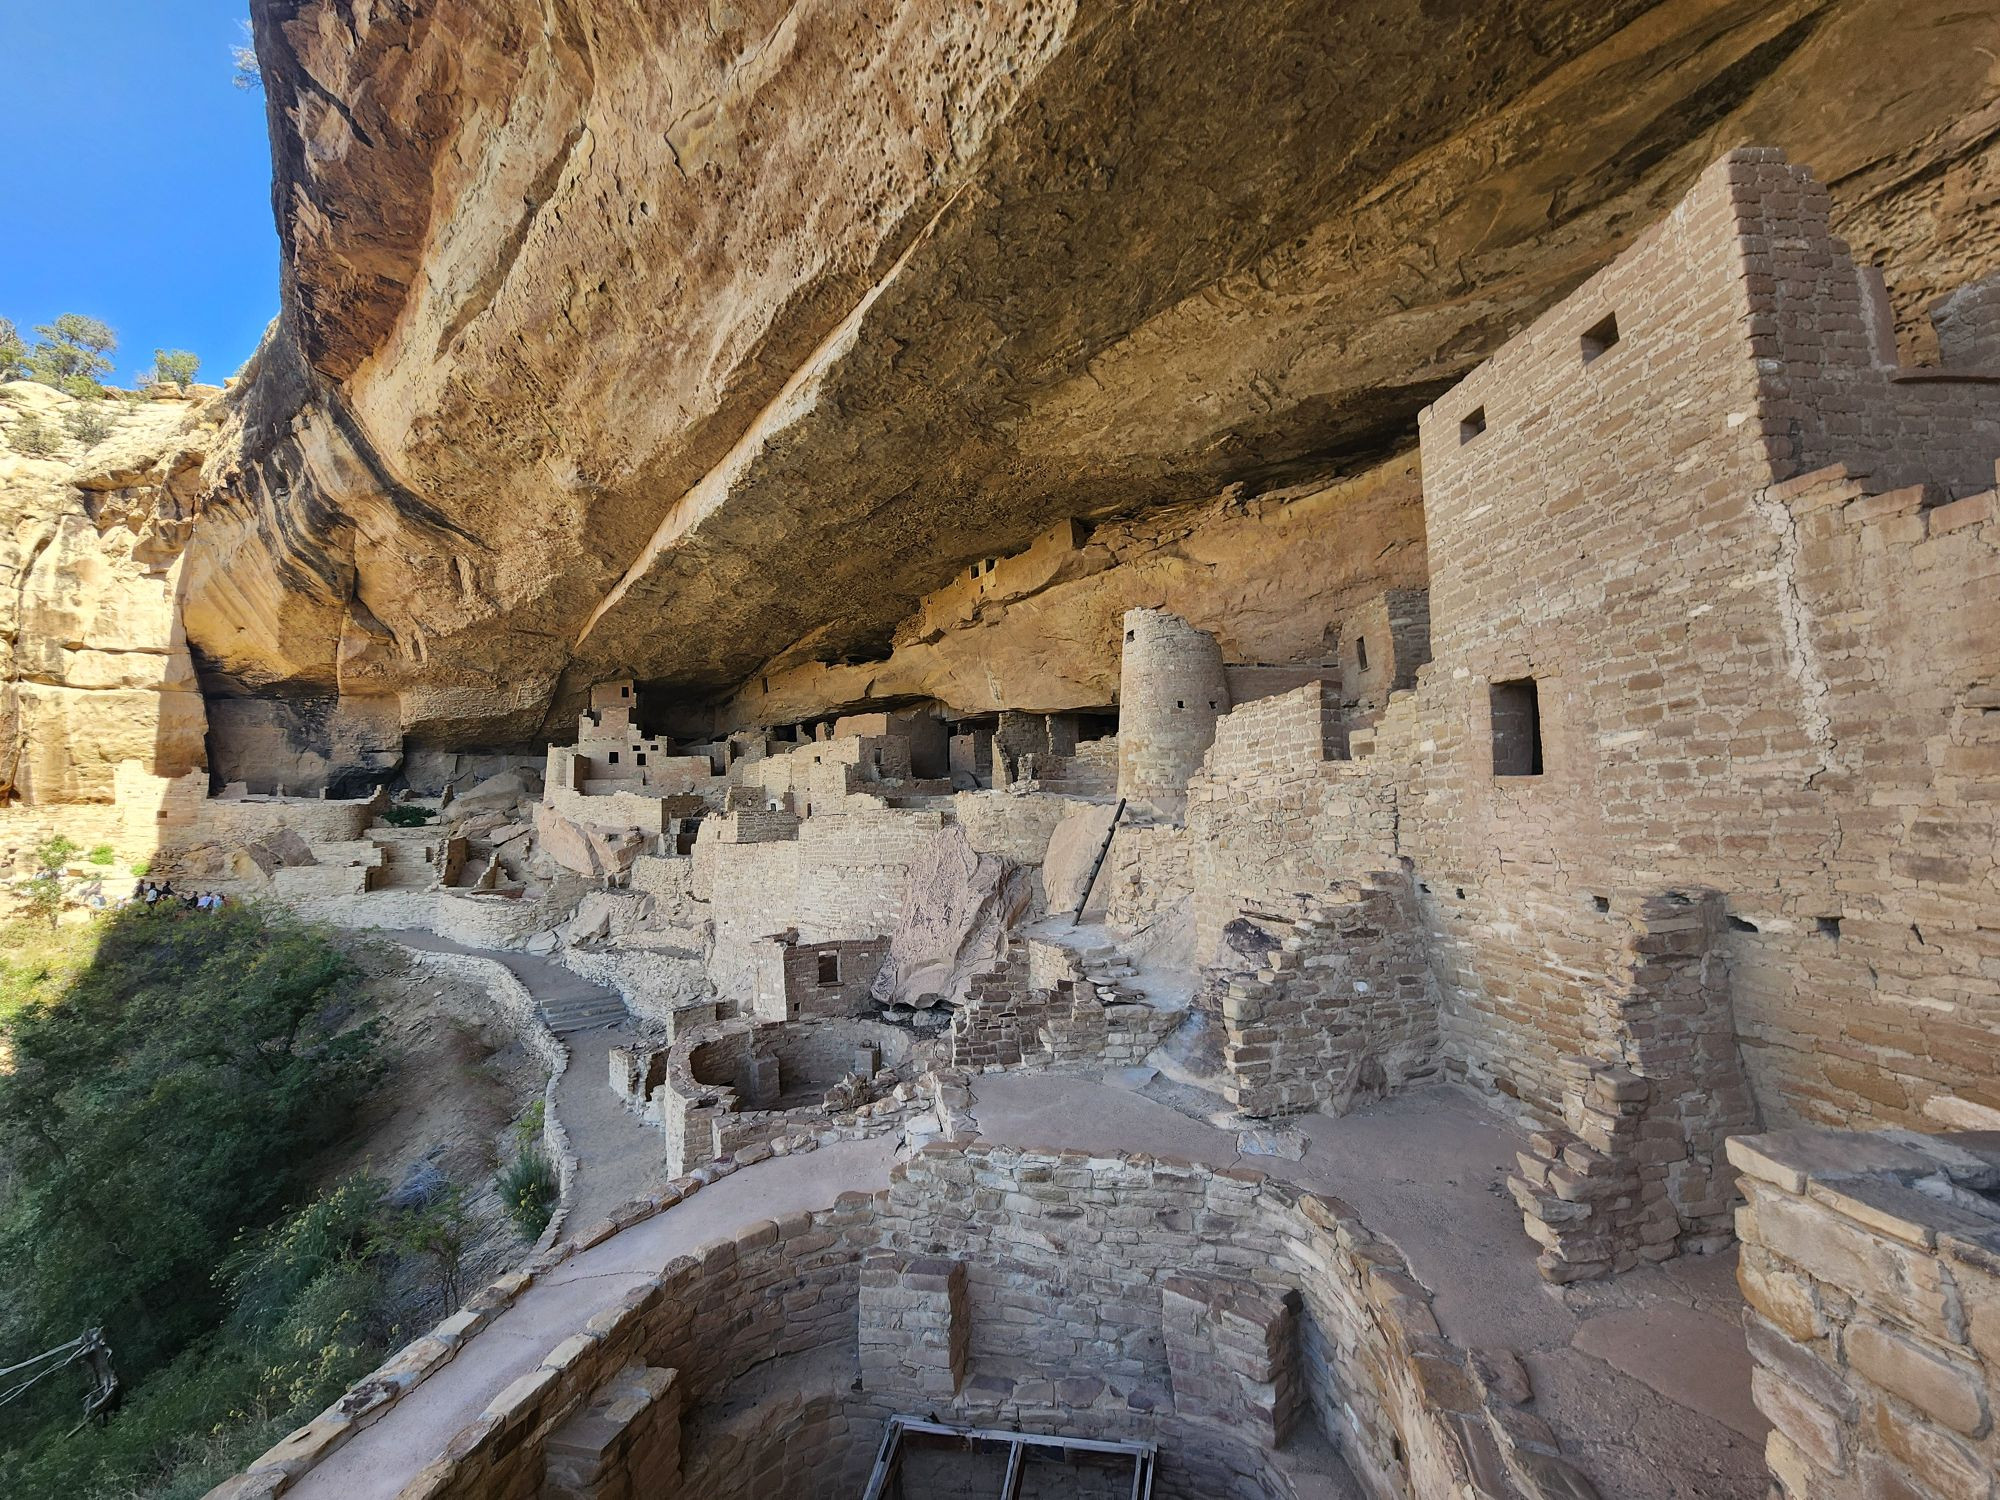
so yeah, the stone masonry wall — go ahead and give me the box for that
[1218,867,1441,1118]
[1399,148,2000,1132]
[695,807,944,1002]
[1172,151,2000,1140]
[315,1143,1608,1500]
[1729,1128,2000,1500]
[399,1188,885,1500]
[873,1143,1601,1500]
[1185,688,1399,967]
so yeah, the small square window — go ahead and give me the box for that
[1581,313,1620,364]
[621,685,630,697]
[818,952,841,986]
[1490,678,1543,777]
[608,751,619,765]
[1459,407,1485,444]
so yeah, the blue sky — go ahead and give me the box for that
[0,2,277,385]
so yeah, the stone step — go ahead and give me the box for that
[542,1004,629,1035]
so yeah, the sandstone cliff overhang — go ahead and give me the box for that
[168,0,2000,747]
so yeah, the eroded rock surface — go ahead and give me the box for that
[0,381,218,800]
[159,0,1999,759]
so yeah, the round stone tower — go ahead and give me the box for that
[1117,607,1229,818]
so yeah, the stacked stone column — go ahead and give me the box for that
[857,1253,969,1400]
[542,1364,681,1500]
[1509,890,1759,1280]
[1161,1275,1303,1446]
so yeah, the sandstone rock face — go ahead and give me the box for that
[1,381,215,802]
[163,0,1997,760]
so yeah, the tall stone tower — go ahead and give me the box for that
[1117,607,1229,818]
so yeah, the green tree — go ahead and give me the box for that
[153,349,201,389]
[34,834,78,873]
[6,413,61,456]
[26,314,116,388]
[0,317,26,380]
[21,873,64,929]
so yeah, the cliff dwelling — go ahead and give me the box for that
[2,5,1999,1500]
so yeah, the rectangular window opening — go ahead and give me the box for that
[635,752,647,766]
[1459,407,1486,444]
[1489,678,1543,777]
[1581,312,1620,364]
[608,751,619,765]
[1355,636,1369,672]
[818,952,841,986]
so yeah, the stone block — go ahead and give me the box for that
[1845,1323,1989,1436]
[1753,1367,1846,1474]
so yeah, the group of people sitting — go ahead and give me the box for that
[133,880,227,912]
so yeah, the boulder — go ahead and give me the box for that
[872,824,1035,1010]
[533,805,645,880]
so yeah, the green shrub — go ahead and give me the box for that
[87,843,116,865]
[130,857,151,876]
[0,915,420,1499]
[7,412,61,456]
[222,1174,386,1334]
[63,403,113,446]
[0,1182,397,1500]
[382,1186,473,1314]
[498,1148,560,1240]
[0,917,100,1022]
[0,903,381,1377]
[382,803,437,827]
[512,1096,546,1149]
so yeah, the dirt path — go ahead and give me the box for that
[283,1135,901,1500]
[382,933,668,1234]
